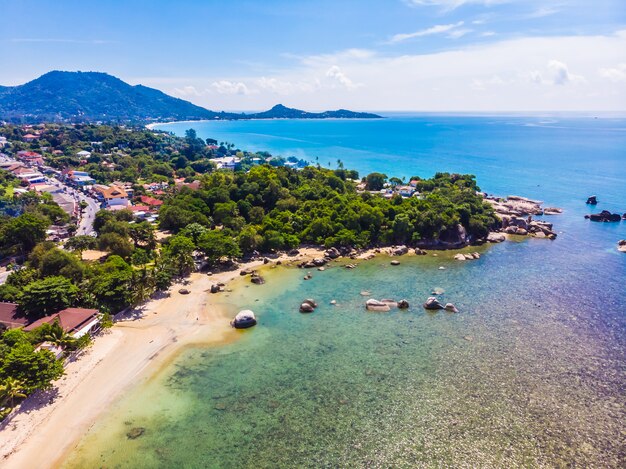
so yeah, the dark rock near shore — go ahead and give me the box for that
[250,274,265,285]
[586,195,598,205]
[618,240,626,253]
[210,284,221,294]
[325,247,340,259]
[397,299,409,309]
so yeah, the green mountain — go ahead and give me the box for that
[0,71,382,123]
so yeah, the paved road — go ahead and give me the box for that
[76,191,100,236]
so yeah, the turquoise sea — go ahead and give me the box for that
[66,115,625,467]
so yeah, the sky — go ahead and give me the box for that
[1,0,625,112]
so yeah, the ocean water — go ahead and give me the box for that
[64,116,626,467]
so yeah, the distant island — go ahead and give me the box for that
[0,71,382,123]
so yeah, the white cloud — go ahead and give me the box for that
[481,31,496,37]
[599,64,626,83]
[523,7,559,19]
[210,80,253,95]
[325,66,360,89]
[447,28,473,39]
[529,60,586,86]
[149,32,626,112]
[389,21,465,43]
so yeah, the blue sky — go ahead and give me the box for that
[1,0,625,111]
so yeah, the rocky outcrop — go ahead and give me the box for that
[585,210,622,222]
[325,247,340,259]
[365,299,391,312]
[618,240,626,253]
[586,195,597,205]
[544,207,563,215]
[232,310,257,328]
[423,297,444,310]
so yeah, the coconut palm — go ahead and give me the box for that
[43,321,76,349]
[0,377,27,407]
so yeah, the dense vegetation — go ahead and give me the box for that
[159,166,497,254]
[0,72,381,123]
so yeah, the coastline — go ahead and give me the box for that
[0,247,331,468]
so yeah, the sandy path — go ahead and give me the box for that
[0,249,332,468]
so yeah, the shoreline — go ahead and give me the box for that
[0,247,331,468]
[0,239,538,468]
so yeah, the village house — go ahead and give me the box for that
[396,185,415,198]
[65,169,96,186]
[0,136,8,148]
[22,133,40,142]
[139,195,163,209]
[76,150,92,159]
[210,156,240,170]
[94,184,129,208]
[16,150,45,166]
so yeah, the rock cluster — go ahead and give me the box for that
[454,252,480,261]
[485,195,560,241]
[585,210,622,222]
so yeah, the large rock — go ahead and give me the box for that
[444,303,459,313]
[393,245,408,256]
[390,260,401,266]
[299,303,315,313]
[302,299,318,308]
[487,232,505,243]
[312,258,327,267]
[454,253,466,261]
[414,248,427,255]
[365,299,391,312]
[618,240,626,253]
[232,310,257,329]
[586,195,598,205]
[325,247,340,259]
[423,297,444,310]
[397,299,410,309]
[250,274,265,285]
[210,284,221,294]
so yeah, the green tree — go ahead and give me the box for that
[64,235,97,258]
[163,235,196,276]
[0,342,64,393]
[365,172,388,191]
[19,276,79,318]
[98,232,134,259]
[0,377,27,407]
[197,230,241,264]
[0,213,49,255]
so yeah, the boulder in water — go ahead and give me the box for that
[390,260,400,266]
[397,299,410,309]
[299,303,315,313]
[618,240,626,253]
[487,232,505,243]
[365,299,391,312]
[302,299,318,308]
[423,297,444,310]
[232,310,257,328]
[444,303,459,313]
[250,274,265,285]
[210,284,221,294]
[393,245,408,256]
[587,210,622,222]
[586,195,597,205]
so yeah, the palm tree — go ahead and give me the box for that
[43,321,76,349]
[0,377,27,407]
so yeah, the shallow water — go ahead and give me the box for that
[64,116,626,467]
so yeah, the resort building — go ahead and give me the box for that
[65,169,96,186]
[22,133,40,142]
[24,308,101,339]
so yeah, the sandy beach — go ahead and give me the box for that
[0,248,336,468]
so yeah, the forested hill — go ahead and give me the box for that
[0,72,382,123]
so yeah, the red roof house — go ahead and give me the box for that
[24,308,101,338]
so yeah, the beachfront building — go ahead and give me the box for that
[24,308,101,339]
